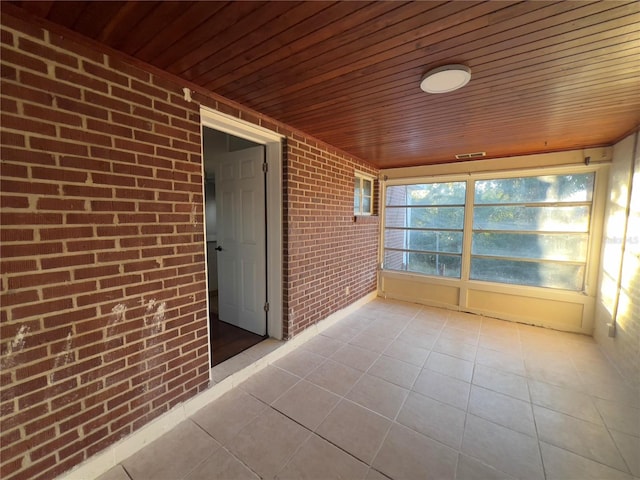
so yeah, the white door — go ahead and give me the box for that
[215,146,267,336]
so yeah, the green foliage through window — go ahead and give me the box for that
[385,181,465,278]
[383,172,595,291]
[471,173,594,290]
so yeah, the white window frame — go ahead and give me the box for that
[383,180,466,278]
[378,163,608,333]
[354,171,375,216]
[468,174,594,291]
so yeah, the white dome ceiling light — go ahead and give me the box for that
[420,64,471,94]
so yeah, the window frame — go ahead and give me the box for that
[469,173,595,291]
[384,180,467,279]
[381,165,605,295]
[354,171,375,216]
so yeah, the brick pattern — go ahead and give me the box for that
[0,14,209,480]
[284,137,379,338]
[1,10,380,480]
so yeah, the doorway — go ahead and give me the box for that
[200,107,284,373]
[203,127,267,365]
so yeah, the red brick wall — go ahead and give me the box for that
[0,13,210,480]
[284,138,379,337]
[0,9,379,480]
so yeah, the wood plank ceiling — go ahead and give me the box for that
[8,1,640,168]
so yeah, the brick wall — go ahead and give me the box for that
[284,138,379,338]
[0,12,210,480]
[0,9,380,480]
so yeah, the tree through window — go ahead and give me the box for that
[471,173,594,290]
[383,172,595,291]
[384,181,466,278]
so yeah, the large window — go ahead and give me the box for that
[383,172,596,291]
[471,174,594,290]
[384,181,466,278]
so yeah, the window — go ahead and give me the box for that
[383,172,596,291]
[471,173,594,290]
[384,181,466,278]
[354,172,374,216]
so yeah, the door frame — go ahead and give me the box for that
[200,107,284,353]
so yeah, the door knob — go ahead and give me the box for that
[215,246,222,251]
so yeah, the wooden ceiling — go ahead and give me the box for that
[8,1,640,168]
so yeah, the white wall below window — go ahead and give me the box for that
[380,271,596,334]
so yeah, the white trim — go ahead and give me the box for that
[354,171,374,216]
[56,292,377,480]
[198,124,211,373]
[382,147,613,180]
[200,106,284,345]
[383,162,608,187]
[460,177,475,306]
[355,169,376,180]
[200,106,283,143]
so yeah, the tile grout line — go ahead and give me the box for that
[110,300,638,480]
[523,331,635,478]
[320,305,634,478]
[318,304,421,472]
[457,311,481,480]
[359,303,409,472]
[179,420,233,480]
[262,306,407,474]
[566,337,637,475]
[119,463,134,480]
[522,320,548,480]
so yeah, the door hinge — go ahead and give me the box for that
[263,302,270,312]
[262,162,268,173]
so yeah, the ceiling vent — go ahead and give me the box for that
[455,151,486,160]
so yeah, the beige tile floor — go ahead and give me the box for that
[97,299,640,480]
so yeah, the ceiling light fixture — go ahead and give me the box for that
[420,64,471,94]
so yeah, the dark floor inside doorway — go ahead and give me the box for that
[209,312,265,366]
[209,290,266,366]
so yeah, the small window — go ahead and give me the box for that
[354,172,374,216]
